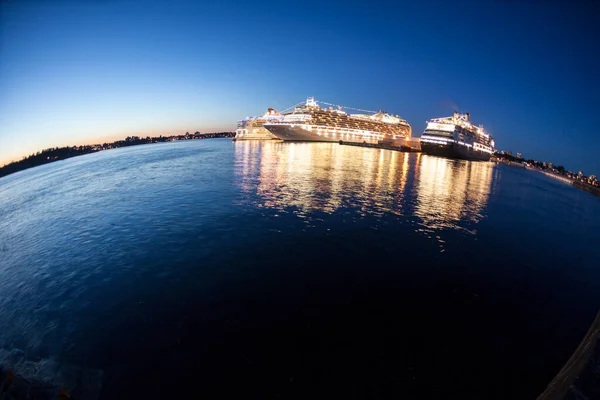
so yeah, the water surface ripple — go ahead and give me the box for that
[0,139,598,399]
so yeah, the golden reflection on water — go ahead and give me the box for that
[414,155,494,237]
[234,141,410,217]
[233,142,494,233]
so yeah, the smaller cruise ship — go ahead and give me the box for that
[235,108,282,140]
[420,112,495,161]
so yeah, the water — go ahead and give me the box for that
[0,139,598,399]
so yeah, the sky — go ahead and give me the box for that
[1,0,599,174]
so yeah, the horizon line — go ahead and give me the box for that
[0,130,235,167]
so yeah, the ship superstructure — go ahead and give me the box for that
[420,112,495,161]
[263,97,412,144]
[235,108,282,140]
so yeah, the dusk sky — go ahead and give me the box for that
[1,0,598,174]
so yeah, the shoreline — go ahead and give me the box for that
[573,180,600,197]
[496,159,600,197]
[0,133,234,180]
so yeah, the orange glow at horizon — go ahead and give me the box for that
[0,126,233,167]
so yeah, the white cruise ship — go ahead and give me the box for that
[235,108,282,140]
[263,97,411,144]
[420,112,495,161]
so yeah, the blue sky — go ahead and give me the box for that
[1,0,598,174]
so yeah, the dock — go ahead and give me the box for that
[338,140,420,153]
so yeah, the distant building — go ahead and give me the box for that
[516,153,522,159]
[543,162,547,168]
[507,151,512,156]
[578,171,584,178]
[549,162,554,169]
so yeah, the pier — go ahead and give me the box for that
[338,140,420,153]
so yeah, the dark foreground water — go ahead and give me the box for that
[1,139,599,399]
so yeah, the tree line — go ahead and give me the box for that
[0,132,234,179]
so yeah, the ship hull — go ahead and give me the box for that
[234,128,276,140]
[264,124,380,143]
[420,142,491,161]
[234,134,276,140]
[264,124,338,142]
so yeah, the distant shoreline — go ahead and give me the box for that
[0,132,234,180]
[495,158,600,198]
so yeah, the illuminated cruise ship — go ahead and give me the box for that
[420,112,495,161]
[235,108,282,140]
[263,97,412,144]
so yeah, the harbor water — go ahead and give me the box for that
[0,139,599,399]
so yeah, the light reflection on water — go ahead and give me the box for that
[415,154,494,234]
[234,141,494,236]
[1,139,599,399]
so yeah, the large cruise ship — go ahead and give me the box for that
[420,112,495,161]
[235,108,282,140]
[263,97,412,144]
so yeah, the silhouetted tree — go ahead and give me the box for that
[0,131,235,179]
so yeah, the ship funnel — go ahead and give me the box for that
[306,97,317,107]
[453,111,458,119]
[466,112,470,121]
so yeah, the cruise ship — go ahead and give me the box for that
[263,97,412,144]
[235,108,283,140]
[420,112,495,161]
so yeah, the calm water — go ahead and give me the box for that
[1,139,599,399]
